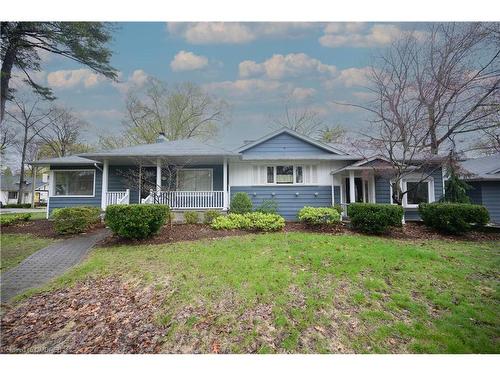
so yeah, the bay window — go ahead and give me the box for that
[53,170,95,196]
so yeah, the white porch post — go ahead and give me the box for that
[101,159,109,211]
[223,157,228,210]
[349,170,356,203]
[156,158,162,193]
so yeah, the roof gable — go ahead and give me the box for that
[237,128,347,156]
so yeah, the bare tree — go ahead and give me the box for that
[271,96,346,142]
[100,78,229,146]
[0,120,18,156]
[38,106,88,157]
[5,94,55,204]
[271,98,324,136]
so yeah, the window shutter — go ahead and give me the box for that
[259,166,267,184]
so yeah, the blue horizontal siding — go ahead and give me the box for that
[480,181,500,224]
[231,185,332,220]
[48,165,102,215]
[404,208,421,221]
[242,133,331,156]
[467,182,483,205]
[375,176,391,203]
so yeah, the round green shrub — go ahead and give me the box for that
[184,211,199,224]
[419,203,489,234]
[204,210,221,224]
[297,206,340,226]
[53,206,100,235]
[255,199,278,214]
[230,192,253,214]
[348,203,403,234]
[105,204,169,239]
[0,213,31,226]
[211,212,285,232]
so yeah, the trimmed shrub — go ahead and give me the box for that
[333,204,343,216]
[255,199,278,214]
[298,206,340,226]
[204,209,221,224]
[0,213,31,226]
[3,203,32,208]
[211,212,285,232]
[105,204,169,239]
[53,206,100,235]
[348,203,403,234]
[419,203,489,234]
[230,192,253,214]
[246,212,285,232]
[184,211,199,224]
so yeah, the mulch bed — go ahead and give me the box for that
[3,218,499,244]
[1,220,105,238]
[0,277,165,354]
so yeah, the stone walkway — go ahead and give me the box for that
[1,229,110,303]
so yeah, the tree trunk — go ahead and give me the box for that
[17,125,28,204]
[0,45,17,123]
[428,107,439,155]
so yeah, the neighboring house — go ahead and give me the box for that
[0,174,49,206]
[31,128,446,221]
[459,153,500,224]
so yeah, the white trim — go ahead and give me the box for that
[50,169,96,198]
[223,158,228,210]
[101,160,109,210]
[390,175,435,208]
[176,168,214,191]
[156,158,162,193]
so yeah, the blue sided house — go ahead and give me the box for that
[32,128,448,221]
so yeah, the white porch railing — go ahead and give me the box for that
[142,190,225,209]
[106,189,130,206]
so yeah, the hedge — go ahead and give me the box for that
[348,203,404,234]
[3,203,32,208]
[419,203,489,234]
[211,212,285,232]
[297,206,340,226]
[105,204,169,239]
[52,206,101,235]
[230,192,253,214]
[0,213,31,226]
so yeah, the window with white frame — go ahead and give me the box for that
[53,170,95,196]
[177,169,213,191]
[405,181,430,205]
[390,177,434,207]
[276,165,294,184]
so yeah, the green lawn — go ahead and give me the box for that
[0,211,47,220]
[26,233,500,353]
[1,234,56,273]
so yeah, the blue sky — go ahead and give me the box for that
[21,22,420,148]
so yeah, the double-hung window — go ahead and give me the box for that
[53,170,95,196]
[263,165,304,185]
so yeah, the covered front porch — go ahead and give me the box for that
[101,156,229,210]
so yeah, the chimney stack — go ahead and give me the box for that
[157,132,167,143]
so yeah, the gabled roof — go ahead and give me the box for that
[236,128,350,156]
[81,138,237,159]
[0,175,45,191]
[459,153,500,181]
[330,155,399,174]
[30,155,100,166]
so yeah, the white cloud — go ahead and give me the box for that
[204,79,288,97]
[170,50,208,72]
[112,69,149,94]
[323,67,372,88]
[47,68,104,89]
[239,53,337,80]
[167,22,316,45]
[78,108,123,120]
[290,87,316,101]
[319,23,401,48]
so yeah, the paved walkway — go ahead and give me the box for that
[1,229,110,303]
